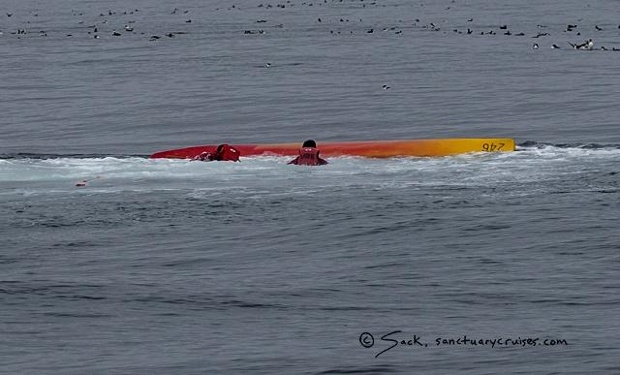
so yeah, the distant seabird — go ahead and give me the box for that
[532,43,539,49]
[569,39,593,50]
[582,39,594,50]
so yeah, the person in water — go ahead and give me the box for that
[288,139,328,166]
[193,144,240,162]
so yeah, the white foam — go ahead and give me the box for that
[0,147,617,196]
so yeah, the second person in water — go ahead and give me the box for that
[288,139,328,166]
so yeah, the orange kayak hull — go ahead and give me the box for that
[150,138,516,159]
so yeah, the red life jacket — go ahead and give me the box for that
[296,147,320,166]
[210,144,240,162]
[192,144,240,162]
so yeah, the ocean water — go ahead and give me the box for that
[1,0,619,374]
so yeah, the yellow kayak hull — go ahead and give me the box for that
[150,138,516,159]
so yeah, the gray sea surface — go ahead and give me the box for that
[1,0,619,374]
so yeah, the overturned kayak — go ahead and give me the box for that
[150,138,516,159]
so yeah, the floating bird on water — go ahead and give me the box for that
[569,39,593,50]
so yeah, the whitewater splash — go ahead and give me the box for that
[0,143,618,197]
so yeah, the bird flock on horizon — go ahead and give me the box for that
[2,1,620,51]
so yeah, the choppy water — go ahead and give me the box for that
[1,0,619,374]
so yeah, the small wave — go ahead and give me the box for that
[42,312,112,318]
[128,295,288,311]
[518,141,620,150]
[316,365,398,374]
[0,153,148,160]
